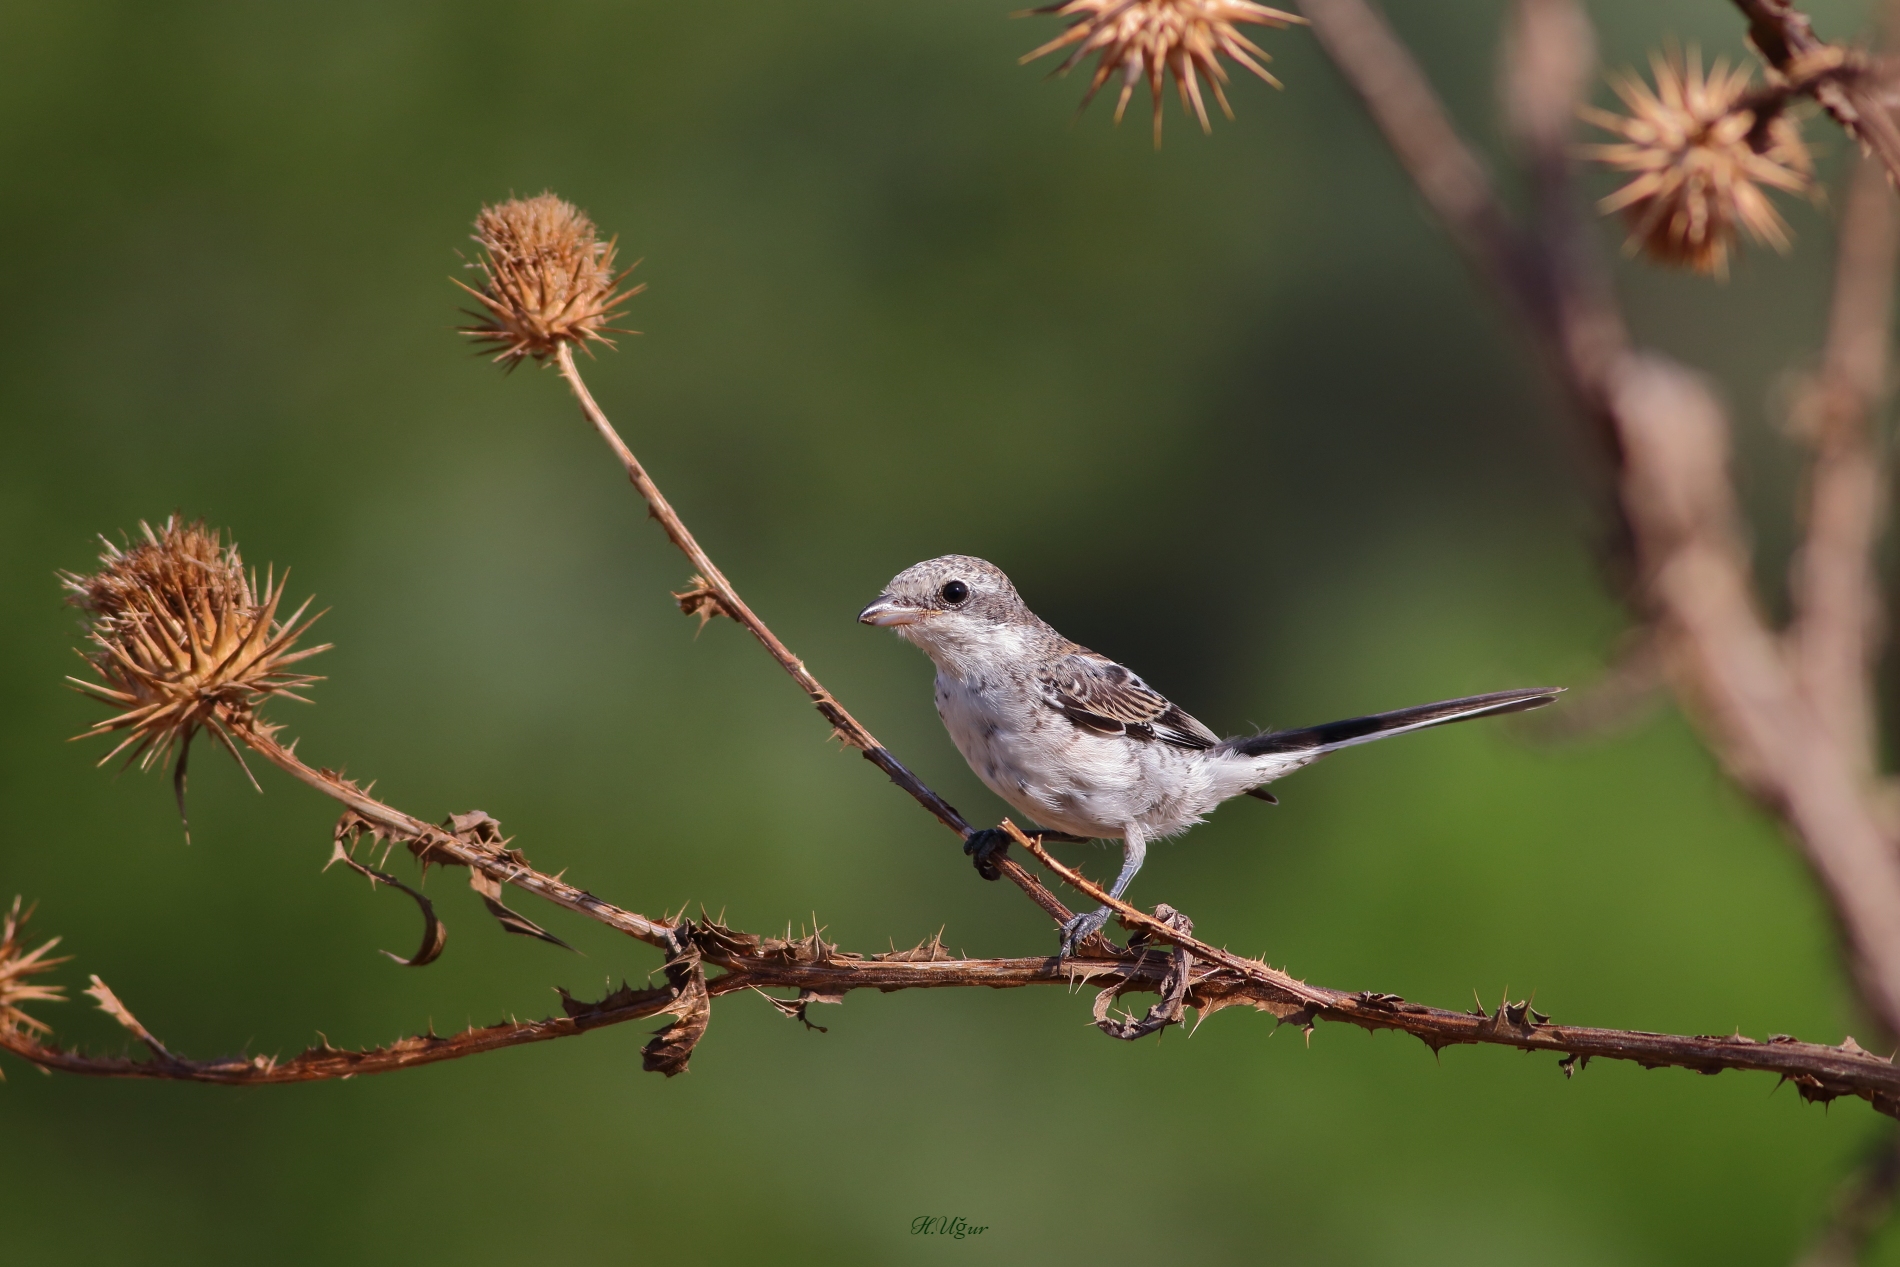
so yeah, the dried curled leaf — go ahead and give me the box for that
[1094,904,1197,1041]
[329,814,446,968]
[755,987,845,1032]
[641,946,710,1077]
[467,870,574,951]
[754,922,856,965]
[444,811,575,951]
[672,575,730,632]
[691,915,762,960]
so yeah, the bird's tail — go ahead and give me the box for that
[1220,687,1562,759]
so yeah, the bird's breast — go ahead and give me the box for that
[933,669,1166,838]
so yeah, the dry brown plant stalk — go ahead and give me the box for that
[12,810,1900,1106]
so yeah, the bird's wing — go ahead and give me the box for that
[1040,650,1220,750]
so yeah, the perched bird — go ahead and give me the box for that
[859,555,1559,954]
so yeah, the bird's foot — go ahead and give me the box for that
[1059,906,1115,957]
[963,828,1012,881]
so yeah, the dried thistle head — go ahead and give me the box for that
[60,517,328,819]
[1583,48,1813,277]
[0,897,67,1039]
[457,193,644,366]
[1022,0,1304,145]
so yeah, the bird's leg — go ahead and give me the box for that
[962,827,1013,881]
[1059,828,1146,956]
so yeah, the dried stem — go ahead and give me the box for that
[2,973,689,1084]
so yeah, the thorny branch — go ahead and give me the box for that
[13,832,1900,1112]
[5,969,694,1083]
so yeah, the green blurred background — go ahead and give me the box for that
[0,0,1889,1261]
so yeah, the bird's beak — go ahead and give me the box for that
[859,595,926,627]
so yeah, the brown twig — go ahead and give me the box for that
[1003,833,1900,1115]
[2,973,691,1084]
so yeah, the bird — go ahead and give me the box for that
[858,555,1560,955]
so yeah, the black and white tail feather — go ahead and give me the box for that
[1223,687,1563,759]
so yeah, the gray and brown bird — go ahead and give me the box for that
[860,555,1559,954]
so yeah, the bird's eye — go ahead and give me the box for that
[940,580,969,606]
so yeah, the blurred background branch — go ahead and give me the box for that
[1301,0,1900,1040]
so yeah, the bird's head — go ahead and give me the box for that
[858,555,1033,664]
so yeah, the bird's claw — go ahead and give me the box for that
[963,828,1011,881]
[1058,906,1115,957]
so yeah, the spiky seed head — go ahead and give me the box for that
[1022,0,1304,146]
[60,517,329,802]
[0,897,67,1038]
[457,193,644,366]
[1583,48,1813,277]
